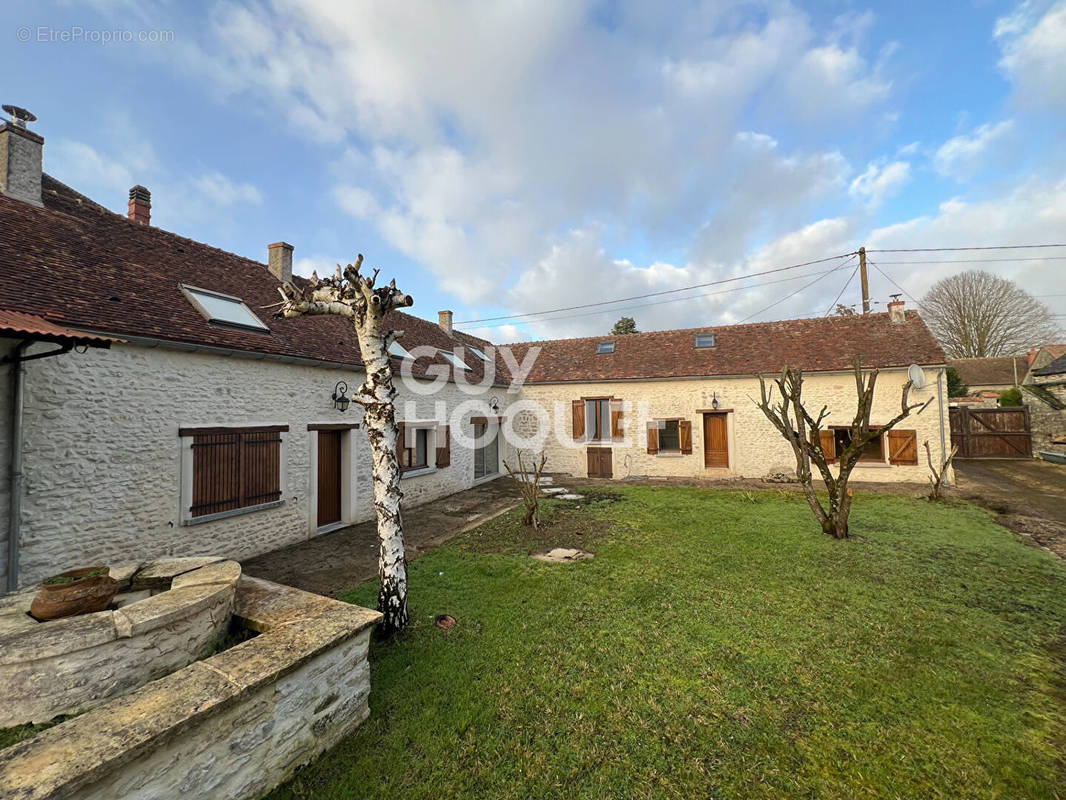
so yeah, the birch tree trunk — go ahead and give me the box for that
[274,254,412,636]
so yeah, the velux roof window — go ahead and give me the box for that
[467,344,492,363]
[181,284,269,332]
[597,341,616,354]
[439,349,472,370]
[695,334,716,349]
[388,340,413,360]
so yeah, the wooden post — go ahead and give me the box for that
[859,246,870,314]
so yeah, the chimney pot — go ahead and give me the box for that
[438,310,453,335]
[887,298,906,325]
[128,185,151,225]
[268,242,294,283]
[0,107,44,207]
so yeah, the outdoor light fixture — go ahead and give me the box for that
[332,381,351,412]
[711,392,720,410]
[489,395,500,414]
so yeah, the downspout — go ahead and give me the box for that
[937,367,950,488]
[7,340,29,592]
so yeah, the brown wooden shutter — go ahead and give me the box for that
[646,421,659,454]
[242,429,283,506]
[436,425,450,468]
[610,399,624,441]
[810,429,836,463]
[887,429,918,465]
[190,428,281,517]
[679,420,693,454]
[572,400,585,441]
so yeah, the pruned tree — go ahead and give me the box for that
[611,316,639,335]
[275,254,413,636]
[924,440,957,501]
[921,271,1060,357]
[756,357,932,539]
[503,450,547,528]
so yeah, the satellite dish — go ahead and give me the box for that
[908,364,927,389]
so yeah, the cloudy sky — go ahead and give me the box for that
[4,0,1065,341]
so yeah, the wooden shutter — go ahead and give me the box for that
[610,399,624,441]
[646,421,659,454]
[679,420,693,454]
[887,429,918,465]
[435,425,450,468]
[572,400,585,441]
[810,429,836,463]
[190,428,281,517]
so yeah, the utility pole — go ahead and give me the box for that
[858,246,870,314]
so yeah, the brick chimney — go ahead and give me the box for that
[128,185,151,225]
[438,310,453,335]
[268,242,293,283]
[0,105,43,208]
[887,297,906,324]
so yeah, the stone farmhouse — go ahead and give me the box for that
[0,113,951,591]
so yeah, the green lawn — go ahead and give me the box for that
[269,487,1066,799]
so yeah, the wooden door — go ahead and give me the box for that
[586,447,613,478]
[317,430,342,527]
[703,413,729,468]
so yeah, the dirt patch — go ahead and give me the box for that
[530,547,594,564]
[458,495,616,557]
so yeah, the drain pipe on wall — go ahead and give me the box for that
[5,339,73,592]
[937,367,951,488]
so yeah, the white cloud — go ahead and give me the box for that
[997,1,1066,110]
[933,120,1016,180]
[849,160,911,207]
[190,171,263,206]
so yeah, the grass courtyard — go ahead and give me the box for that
[268,486,1066,799]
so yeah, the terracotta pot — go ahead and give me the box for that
[29,567,120,622]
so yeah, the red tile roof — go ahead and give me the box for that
[0,308,112,346]
[503,311,946,383]
[947,356,1027,388]
[0,175,499,384]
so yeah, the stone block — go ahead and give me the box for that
[0,610,117,664]
[112,590,151,609]
[108,563,141,589]
[130,557,224,591]
[172,560,241,590]
[113,583,232,638]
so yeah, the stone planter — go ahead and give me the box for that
[29,567,120,622]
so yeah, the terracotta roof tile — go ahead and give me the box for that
[0,308,113,345]
[504,312,945,383]
[947,356,1028,387]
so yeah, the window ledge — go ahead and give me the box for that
[401,467,437,480]
[853,462,892,469]
[655,452,686,458]
[182,499,284,526]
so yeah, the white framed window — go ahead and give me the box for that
[388,340,413,359]
[695,334,716,349]
[597,341,616,354]
[438,349,472,370]
[181,284,270,332]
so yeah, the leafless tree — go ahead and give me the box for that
[756,358,932,538]
[503,450,548,528]
[275,254,413,636]
[924,440,958,501]
[921,271,1060,357]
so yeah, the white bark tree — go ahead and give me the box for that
[275,254,413,636]
[921,271,1060,357]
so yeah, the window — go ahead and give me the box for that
[181,285,269,332]
[597,342,616,354]
[586,399,611,441]
[473,421,499,478]
[832,427,885,462]
[398,424,432,472]
[438,349,472,370]
[695,334,716,349]
[658,420,681,452]
[185,426,285,520]
[467,345,492,363]
[388,340,413,359]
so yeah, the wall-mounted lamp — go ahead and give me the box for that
[489,395,500,414]
[332,380,351,412]
[711,392,720,411]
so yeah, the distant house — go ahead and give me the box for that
[506,304,950,483]
[948,356,1028,397]
[1027,352,1066,456]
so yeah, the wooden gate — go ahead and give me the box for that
[949,406,1031,459]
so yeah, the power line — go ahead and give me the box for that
[461,262,856,330]
[875,255,1066,265]
[737,265,844,324]
[824,262,861,317]
[868,259,921,305]
[452,251,858,326]
[866,244,1066,253]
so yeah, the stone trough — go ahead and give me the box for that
[0,562,381,800]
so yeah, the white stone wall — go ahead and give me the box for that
[62,627,373,800]
[7,340,514,588]
[0,338,15,589]
[518,369,950,483]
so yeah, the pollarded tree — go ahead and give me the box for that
[756,358,932,539]
[921,271,1060,357]
[276,254,413,636]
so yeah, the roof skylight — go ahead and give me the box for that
[695,334,716,349]
[438,349,472,370]
[597,342,616,354]
[467,344,492,363]
[388,340,413,359]
[181,285,269,332]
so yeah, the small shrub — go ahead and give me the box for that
[998,387,1023,407]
